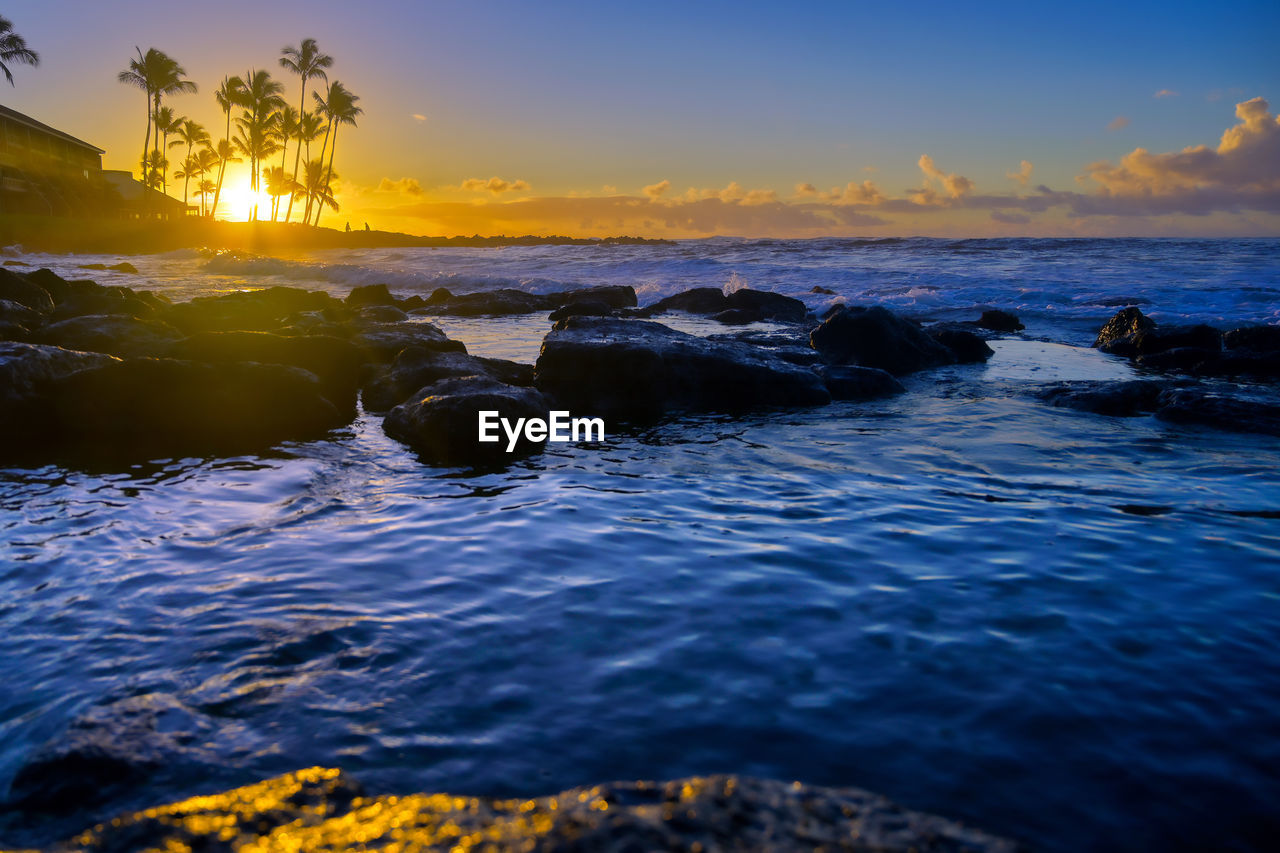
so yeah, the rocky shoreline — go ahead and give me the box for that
[2,264,1279,468]
[45,766,1021,852]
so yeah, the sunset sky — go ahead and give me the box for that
[4,0,1279,237]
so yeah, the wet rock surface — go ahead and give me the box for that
[816,364,907,401]
[51,767,1022,853]
[363,346,534,413]
[811,306,957,375]
[640,286,809,323]
[1036,380,1174,417]
[536,316,830,420]
[384,376,553,465]
[413,285,637,316]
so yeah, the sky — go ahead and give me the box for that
[3,0,1279,237]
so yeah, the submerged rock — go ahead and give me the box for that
[383,375,552,465]
[810,306,956,376]
[1037,380,1172,417]
[815,364,906,401]
[1155,389,1280,436]
[56,767,1022,853]
[363,346,534,413]
[548,300,615,321]
[536,316,830,419]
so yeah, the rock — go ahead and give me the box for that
[0,268,56,313]
[56,769,1022,853]
[1155,390,1280,435]
[977,309,1024,332]
[384,375,553,465]
[77,263,109,270]
[0,343,119,440]
[816,365,906,400]
[425,287,452,304]
[398,294,426,310]
[362,346,534,413]
[1100,323,1222,358]
[51,280,160,321]
[1094,306,1156,348]
[167,331,366,413]
[417,285,637,317]
[927,323,996,363]
[1135,347,1225,373]
[548,300,614,321]
[642,287,808,322]
[355,304,409,323]
[550,285,637,310]
[349,321,467,362]
[810,285,837,295]
[0,298,41,330]
[40,314,183,358]
[163,286,341,334]
[1224,324,1280,353]
[45,358,347,454]
[810,306,956,376]
[1037,380,1171,417]
[535,316,830,420]
[23,268,72,303]
[108,261,139,274]
[713,307,763,325]
[706,329,822,366]
[345,283,396,307]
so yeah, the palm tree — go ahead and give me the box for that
[0,16,39,87]
[142,151,168,189]
[152,107,184,193]
[234,69,285,221]
[192,147,219,215]
[279,38,333,223]
[262,165,300,221]
[311,80,361,226]
[272,105,301,220]
[300,158,338,222]
[196,179,217,215]
[169,118,210,207]
[117,48,196,186]
[211,138,241,219]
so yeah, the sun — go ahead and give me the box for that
[218,183,275,222]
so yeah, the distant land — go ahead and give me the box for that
[0,215,674,255]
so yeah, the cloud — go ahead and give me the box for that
[1108,115,1130,131]
[1154,89,1180,99]
[1079,97,1280,212]
[461,176,531,195]
[794,180,884,205]
[1007,160,1034,186]
[411,113,427,122]
[377,177,423,196]
[918,154,974,199]
[991,211,1031,224]
[602,185,618,194]
[643,179,670,199]
[679,182,776,204]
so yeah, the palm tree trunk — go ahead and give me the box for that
[182,140,193,208]
[316,123,339,227]
[307,119,333,225]
[213,160,227,220]
[284,81,308,224]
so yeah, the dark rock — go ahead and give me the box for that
[1136,347,1224,373]
[1100,324,1222,358]
[713,308,763,325]
[549,285,637,310]
[345,283,396,307]
[1155,390,1280,435]
[0,343,118,440]
[536,316,830,420]
[418,285,637,317]
[810,306,956,376]
[23,268,72,303]
[167,331,365,413]
[355,304,409,323]
[706,329,822,366]
[425,287,453,305]
[40,314,183,358]
[45,358,346,454]
[927,323,996,363]
[108,261,139,274]
[0,268,55,313]
[1206,350,1280,379]
[642,287,727,315]
[1224,324,1280,353]
[363,346,534,413]
[51,280,159,321]
[810,285,837,295]
[162,286,340,334]
[816,365,906,400]
[642,287,807,323]
[0,298,41,330]
[78,263,109,270]
[548,300,614,321]
[398,295,426,310]
[57,769,1022,853]
[725,289,808,322]
[977,309,1024,332]
[1094,306,1156,348]
[384,376,553,465]
[1037,380,1171,417]
[0,321,30,342]
[350,321,467,362]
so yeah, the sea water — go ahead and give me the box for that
[1,238,1278,850]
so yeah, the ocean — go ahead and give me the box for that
[2,237,1279,850]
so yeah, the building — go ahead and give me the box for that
[0,105,186,219]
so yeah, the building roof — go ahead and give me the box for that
[102,169,188,209]
[0,104,105,154]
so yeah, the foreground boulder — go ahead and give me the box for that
[162,286,341,333]
[55,767,1021,853]
[1093,306,1156,348]
[536,317,830,419]
[383,375,553,465]
[44,358,346,454]
[1036,380,1172,417]
[976,309,1024,332]
[926,323,996,363]
[349,320,468,362]
[40,314,183,358]
[641,287,809,323]
[0,267,56,313]
[815,365,906,400]
[810,306,956,375]
[0,343,118,439]
[363,346,533,412]
[1093,307,1222,358]
[167,331,366,413]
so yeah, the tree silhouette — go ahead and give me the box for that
[0,15,39,87]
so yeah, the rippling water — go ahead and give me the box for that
[2,238,1279,850]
